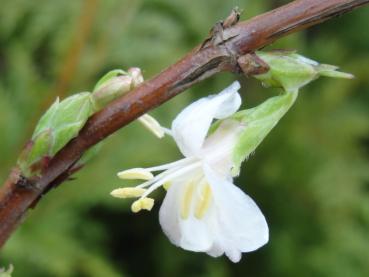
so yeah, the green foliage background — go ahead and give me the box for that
[1,0,369,276]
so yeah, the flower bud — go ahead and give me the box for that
[91,68,144,109]
[128,67,144,87]
[253,51,353,92]
[17,92,94,177]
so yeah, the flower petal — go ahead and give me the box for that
[201,119,244,176]
[159,173,213,252]
[172,81,241,157]
[203,164,269,262]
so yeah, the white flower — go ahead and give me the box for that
[111,81,269,262]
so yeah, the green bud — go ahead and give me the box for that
[92,68,144,109]
[230,91,298,176]
[254,51,353,92]
[36,93,94,155]
[93,69,127,91]
[18,92,94,177]
[17,129,53,177]
[17,66,150,178]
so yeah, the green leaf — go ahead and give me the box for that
[17,92,95,177]
[254,51,353,92]
[17,129,53,177]
[49,93,94,156]
[51,93,94,127]
[33,98,60,138]
[231,91,298,175]
[29,130,53,163]
[316,64,354,79]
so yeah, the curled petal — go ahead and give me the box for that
[172,81,241,157]
[203,164,269,262]
[201,119,244,176]
[159,163,268,262]
[159,175,213,252]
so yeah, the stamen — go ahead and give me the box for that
[136,166,181,189]
[144,157,196,172]
[195,182,212,219]
[110,187,146,198]
[117,168,154,180]
[142,198,155,210]
[163,182,171,191]
[180,181,195,219]
[162,127,173,136]
[129,158,196,190]
[131,197,155,213]
[139,161,202,199]
[138,114,165,138]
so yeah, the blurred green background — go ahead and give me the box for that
[1,0,369,276]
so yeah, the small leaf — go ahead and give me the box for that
[17,92,95,177]
[231,91,298,175]
[51,93,94,126]
[316,64,354,79]
[27,129,53,164]
[51,122,85,156]
[17,129,53,177]
[33,98,60,137]
[254,51,353,92]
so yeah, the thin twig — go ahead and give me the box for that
[0,0,368,247]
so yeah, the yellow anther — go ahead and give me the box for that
[163,182,172,191]
[195,183,212,219]
[131,198,155,213]
[141,198,155,211]
[180,181,195,219]
[131,200,142,213]
[117,168,154,180]
[110,187,146,198]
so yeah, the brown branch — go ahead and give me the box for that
[1,0,368,247]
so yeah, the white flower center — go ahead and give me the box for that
[180,177,213,220]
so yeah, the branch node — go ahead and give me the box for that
[15,175,42,193]
[237,53,270,76]
[199,7,242,50]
